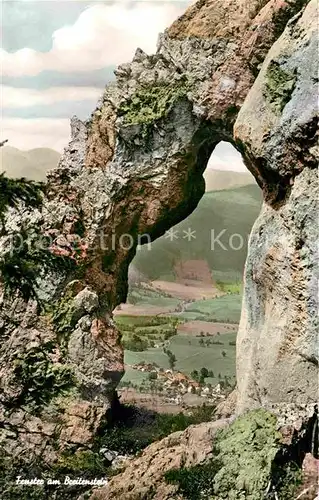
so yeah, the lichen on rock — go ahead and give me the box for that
[263,60,297,113]
[91,407,316,500]
[118,77,191,140]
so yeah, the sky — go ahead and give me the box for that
[1,0,246,172]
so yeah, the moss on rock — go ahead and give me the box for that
[118,78,190,139]
[166,409,302,499]
[52,289,77,337]
[263,60,297,113]
[12,341,75,412]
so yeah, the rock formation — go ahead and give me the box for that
[89,406,318,499]
[0,0,317,492]
[235,0,318,412]
[90,418,231,500]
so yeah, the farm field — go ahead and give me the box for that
[151,280,222,300]
[177,320,237,336]
[116,308,237,390]
[121,332,236,389]
[178,294,242,323]
[168,333,236,385]
[115,275,241,392]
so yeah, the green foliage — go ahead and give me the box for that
[54,450,105,475]
[115,314,178,329]
[200,367,209,382]
[99,403,215,456]
[0,226,74,304]
[191,369,199,382]
[165,409,302,500]
[0,451,48,500]
[166,462,221,500]
[123,333,149,352]
[12,342,75,412]
[0,173,43,228]
[0,173,70,303]
[216,280,242,294]
[264,61,297,113]
[118,78,190,139]
[164,348,177,369]
[117,314,179,353]
[0,448,107,500]
[0,172,79,305]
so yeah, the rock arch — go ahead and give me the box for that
[0,0,316,459]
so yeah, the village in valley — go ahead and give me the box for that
[115,259,240,413]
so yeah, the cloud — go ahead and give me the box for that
[208,142,246,172]
[1,67,115,90]
[1,3,185,77]
[1,86,102,108]
[2,118,71,152]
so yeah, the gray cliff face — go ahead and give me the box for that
[234,0,318,412]
[0,0,317,464]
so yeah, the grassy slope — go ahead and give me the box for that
[133,184,262,280]
[179,295,243,323]
[170,333,236,383]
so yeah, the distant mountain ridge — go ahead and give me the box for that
[204,168,255,191]
[0,146,60,181]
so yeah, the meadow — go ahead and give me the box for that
[179,295,242,323]
[116,312,237,388]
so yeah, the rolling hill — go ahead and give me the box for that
[204,168,255,192]
[0,146,60,181]
[133,184,262,281]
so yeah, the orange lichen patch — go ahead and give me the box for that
[167,0,268,39]
[86,102,117,169]
[90,318,124,368]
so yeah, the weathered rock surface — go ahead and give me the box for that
[90,405,318,499]
[90,418,231,500]
[234,0,318,412]
[0,0,316,479]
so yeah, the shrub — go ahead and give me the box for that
[123,334,148,352]
[98,404,215,456]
